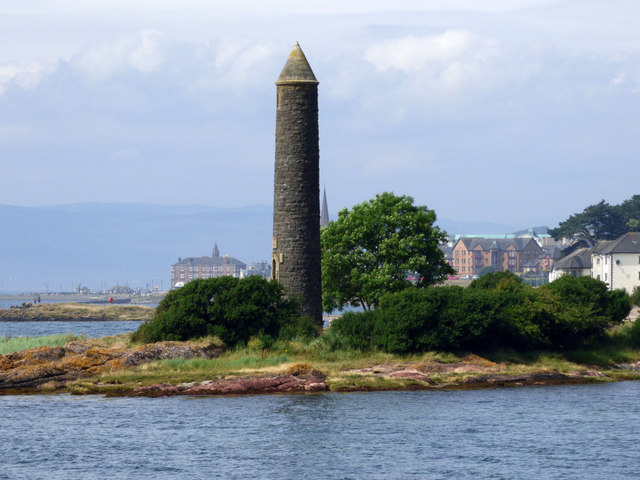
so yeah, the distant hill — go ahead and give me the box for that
[436,219,520,236]
[0,203,538,292]
[511,226,550,236]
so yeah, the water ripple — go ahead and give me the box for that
[1,383,639,479]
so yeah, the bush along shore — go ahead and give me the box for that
[2,274,640,396]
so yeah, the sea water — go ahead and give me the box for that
[1,382,639,479]
[0,300,146,337]
[0,321,143,338]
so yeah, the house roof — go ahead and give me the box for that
[439,244,454,257]
[593,232,640,254]
[553,247,594,270]
[521,260,540,268]
[542,245,564,260]
[457,237,540,252]
[173,255,246,267]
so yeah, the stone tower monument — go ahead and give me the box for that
[271,43,322,327]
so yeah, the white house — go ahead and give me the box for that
[548,247,594,282]
[591,232,640,293]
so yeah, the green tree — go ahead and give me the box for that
[619,195,640,231]
[631,286,640,307]
[477,266,497,276]
[549,195,640,243]
[469,270,523,291]
[321,192,453,312]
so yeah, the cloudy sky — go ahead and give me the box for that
[1,0,639,228]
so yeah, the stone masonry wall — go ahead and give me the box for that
[273,83,322,326]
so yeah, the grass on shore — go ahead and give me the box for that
[11,322,640,394]
[82,332,640,393]
[0,333,84,355]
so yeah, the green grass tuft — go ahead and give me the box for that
[0,333,83,355]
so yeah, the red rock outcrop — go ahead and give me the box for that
[0,341,223,392]
[133,373,329,397]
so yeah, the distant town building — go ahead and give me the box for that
[243,261,272,279]
[451,237,543,275]
[170,243,246,288]
[549,247,594,282]
[539,245,564,272]
[590,232,640,293]
[549,232,640,293]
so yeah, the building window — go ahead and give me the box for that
[604,273,608,281]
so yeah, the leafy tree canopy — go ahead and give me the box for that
[320,192,453,312]
[549,195,640,243]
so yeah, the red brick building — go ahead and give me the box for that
[451,237,543,275]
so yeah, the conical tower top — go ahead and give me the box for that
[320,187,329,227]
[276,42,318,85]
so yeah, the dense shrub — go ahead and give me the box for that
[329,287,499,354]
[325,273,631,354]
[468,271,523,291]
[278,315,320,342]
[329,310,377,351]
[542,275,631,335]
[630,286,640,307]
[132,276,314,346]
[626,320,640,347]
[373,287,497,353]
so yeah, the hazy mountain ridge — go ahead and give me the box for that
[0,203,537,292]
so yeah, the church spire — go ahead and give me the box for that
[212,243,219,258]
[320,187,329,227]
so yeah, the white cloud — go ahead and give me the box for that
[364,31,500,92]
[0,60,52,94]
[73,30,165,79]
[366,32,472,72]
[211,39,279,86]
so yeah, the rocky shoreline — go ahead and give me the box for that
[0,340,223,393]
[0,302,155,322]
[2,340,638,397]
[130,368,611,398]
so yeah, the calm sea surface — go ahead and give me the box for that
[0,299,151,337]
[1,382,639,479]
[0,321,143,338]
